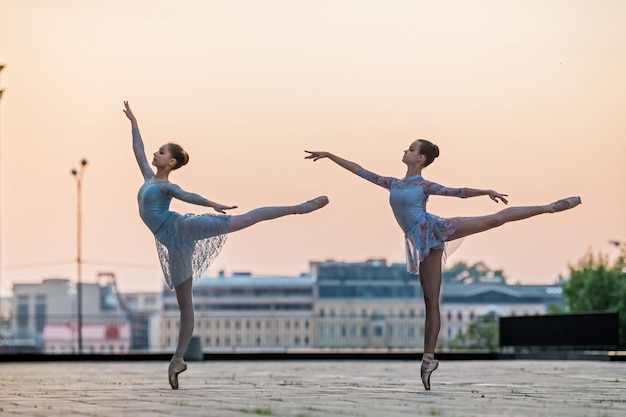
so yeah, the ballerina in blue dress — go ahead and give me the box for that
[124,101,328,389]
[305,140,580,390]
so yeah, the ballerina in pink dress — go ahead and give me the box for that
[305,139,580,390]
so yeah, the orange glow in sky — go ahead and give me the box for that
[1,0,624,294]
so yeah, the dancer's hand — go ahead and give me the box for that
[123,101,137,123]
[212,203,238,214]
[488,190,508,204]
[304,150,330,161]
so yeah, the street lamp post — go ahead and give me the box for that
[71,159,88,354]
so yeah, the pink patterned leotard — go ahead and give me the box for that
[357,168,466,274]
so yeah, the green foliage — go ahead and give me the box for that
[448,312,499,351]
[443,260,507,284]
[563,249,626,347]
[547,302,564,314]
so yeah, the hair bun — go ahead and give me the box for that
[181,150,189,166]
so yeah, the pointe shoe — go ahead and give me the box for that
[547,196,582,213]
[297,196,329,214]
[421,358,439,390]
[168,358,188,390]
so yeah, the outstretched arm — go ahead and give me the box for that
[463,188,508,204]
[305,150,394,189]
[123,101,154,181]
[304,151,361,174]
[160,183,238,214]
[422,180,509,204]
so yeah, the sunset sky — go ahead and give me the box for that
[1,0,624,295]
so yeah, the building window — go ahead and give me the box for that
[17,297,29,332]
[145,295,156,306]
[373,326,383,337]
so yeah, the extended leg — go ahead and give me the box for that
[227,196,328,233]
[446,196,581,241]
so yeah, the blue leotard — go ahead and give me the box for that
[357,168,466,274]
[137,180,231,289]
[133,125,231,289]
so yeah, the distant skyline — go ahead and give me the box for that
[0,0,624,295]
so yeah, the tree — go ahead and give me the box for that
[443,261,507,284]
[562,249,626,347]
[448,312,499,350]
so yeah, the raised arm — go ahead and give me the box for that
[123,101,154,181]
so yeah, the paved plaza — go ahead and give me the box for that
[0,359,624,417]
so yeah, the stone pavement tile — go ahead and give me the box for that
[0,360,624,417]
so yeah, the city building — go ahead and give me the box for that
[121,291,162,352]
[312,259,564,350]
[6,274,130,353]
[161,272,315,352]
[2,260,565,354]
[312,259,425,349]
[440,283,564,344]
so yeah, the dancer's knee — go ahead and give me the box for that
[423,297,440,312]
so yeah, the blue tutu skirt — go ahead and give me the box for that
[404,214,464,274]
[154,212,231,289]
